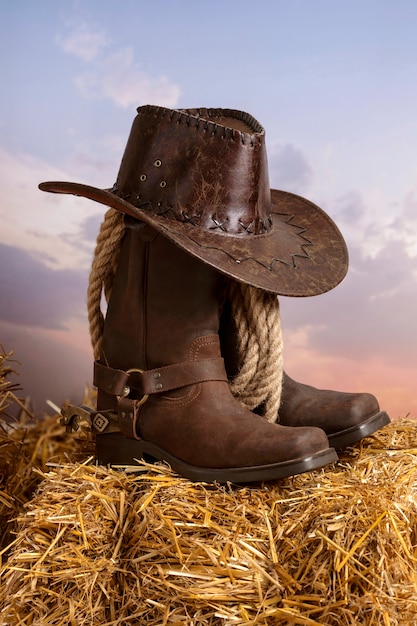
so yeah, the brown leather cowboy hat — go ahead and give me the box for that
[39,105,348,296]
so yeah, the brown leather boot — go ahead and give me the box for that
[93,219,337,483]
[220,299,390,448]
[277,374,390,448]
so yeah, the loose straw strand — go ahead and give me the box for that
[88,215,284,421]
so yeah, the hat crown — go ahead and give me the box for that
[38,104,348,296]
[114,105,272,236]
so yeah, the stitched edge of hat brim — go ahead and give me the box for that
[38,181,348,296]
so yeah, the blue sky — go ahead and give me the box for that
[1,0,416,417]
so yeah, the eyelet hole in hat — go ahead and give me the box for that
[140,174,147,181]
[160,180,167,188]
[154,159,162,167]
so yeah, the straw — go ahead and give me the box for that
[1,348,417,624]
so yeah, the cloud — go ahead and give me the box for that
[280,238,417,367]
[58,24,180,108]
[57,23,110,61]
[74,46,181,108]
[278,226,417,417]
[78,212,105,244]
[332,190,367,224]
[385,191,417,257]
[281,325,415,418]
[0,243,87,330]
[268,144,312,194]
[328,187,417,260]
[0,146,104,270]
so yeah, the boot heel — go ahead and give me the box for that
[96,432,151,467]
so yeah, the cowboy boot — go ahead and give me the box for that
[220,299,390,448]
[92,219,337,483]
[277,373,390,448]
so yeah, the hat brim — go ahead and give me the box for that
[39,181,348,297]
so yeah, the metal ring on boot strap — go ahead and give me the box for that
[121,368,150,406]
[116,368,150,440]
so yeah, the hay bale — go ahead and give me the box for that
[0,348,93,552]
[1,419,417,625]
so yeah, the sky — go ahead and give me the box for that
[1,0,416,419]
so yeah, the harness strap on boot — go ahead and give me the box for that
[94,358,228,438]
[94,358,227,395]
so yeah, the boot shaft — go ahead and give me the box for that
[101,218,225,371]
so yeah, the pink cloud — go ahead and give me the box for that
[282,330,416,420]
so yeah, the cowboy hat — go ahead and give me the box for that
[39,105,348,296]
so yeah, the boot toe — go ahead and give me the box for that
[350,393,380,423]
[278,375,390,448]
[279,425,330,461]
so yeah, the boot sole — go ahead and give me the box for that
[327,410,391,449]
[95,432,338,483]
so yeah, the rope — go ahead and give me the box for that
[227,282,283,422]
[87,212,283,422]
[87,209,125,361]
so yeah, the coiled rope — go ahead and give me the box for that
[87,209,283,422]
